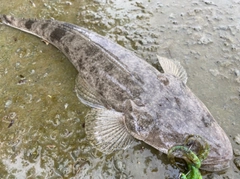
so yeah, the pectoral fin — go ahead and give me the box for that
[85,108,134,154]
[157,55,188,84]
[75,74,104,108]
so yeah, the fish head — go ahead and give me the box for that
[156,75,233,172]
[123,76,233,172]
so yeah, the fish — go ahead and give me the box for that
[0,15,232,172]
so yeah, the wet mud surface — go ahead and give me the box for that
[0,0,240,178]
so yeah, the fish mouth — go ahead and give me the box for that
[201,158,230,172]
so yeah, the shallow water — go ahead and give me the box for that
[0,0,239,178]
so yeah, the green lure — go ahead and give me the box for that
[168,135,209,179]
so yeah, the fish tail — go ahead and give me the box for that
[1,15,37,34]
[0,15,57,42]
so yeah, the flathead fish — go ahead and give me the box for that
[0,15,232,171]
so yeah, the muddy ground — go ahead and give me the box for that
[0,0,239,178]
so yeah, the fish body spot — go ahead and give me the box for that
[174,97,181,108]
[41,23,49,30]
[158,75,169,86]
[85,45,100,56]
[64,46,69,53]
[25,20,35,29]
[105,63,114,72]
[50,27,66,41]
[201,114,214,127]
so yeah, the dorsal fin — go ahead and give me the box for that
[157,55,188,84]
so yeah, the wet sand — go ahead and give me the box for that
[0,0,239,178]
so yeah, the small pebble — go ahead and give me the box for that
[234,158,240,170]
[169,13,175,19]
[234,69,240,77]
[234,148,240,156]
[203,0,216,6]
[234,134,240,145]
[114,160,123,171]
[209,69,220,76]
[64,103,69,109]
[198,36,213,45]
[5,100,12,108]
[65,1,72,5]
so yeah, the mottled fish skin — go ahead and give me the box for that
[0,15,232,171]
